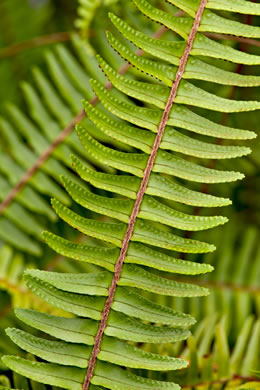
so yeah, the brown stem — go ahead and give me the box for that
[205,32,260,48]
[0,12,258,216]
[172,277,260,294]
[1,23,259,61]
[0,25,167,217]
[83,1,208,388]
[0,303,11,320]
[0,32,71,59]
[0,110,85,216]
[182,375,260,388]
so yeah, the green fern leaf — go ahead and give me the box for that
[106,31,260,87]
[2,0,259,389]
[71,156,231,206]
[43,231,212,274]
[109,12,260,65]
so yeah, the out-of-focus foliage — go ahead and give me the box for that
[0,0,160,260]
[0,0,78,110]
[0,0,259,389]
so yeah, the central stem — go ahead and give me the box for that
[83,1,208,388]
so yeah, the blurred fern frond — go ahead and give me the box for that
[0,0,166,272]
[146,315,260,388]
[0,32,127,257]
[0,0,54,108]
[165,220,260,339]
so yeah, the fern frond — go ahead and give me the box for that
[75,0,121,55]
[75,0,101,43]
[167,220,260,337]
[177,315,260,386]
[2,0,259,389]
[0,245,72,316]
[0,37,121,255]
[0,10,166,257]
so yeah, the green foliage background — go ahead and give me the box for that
[0,0,259,389]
